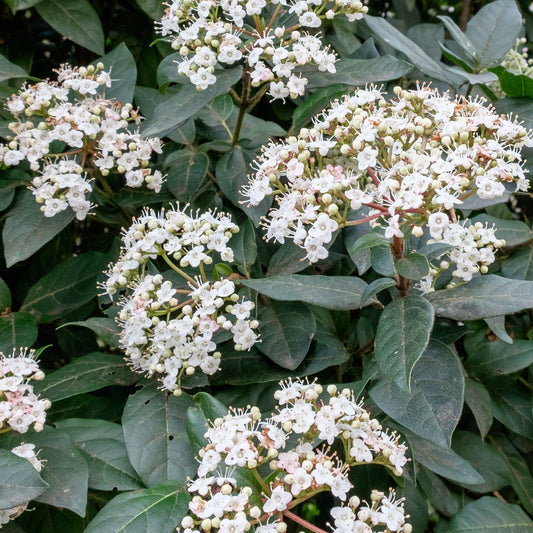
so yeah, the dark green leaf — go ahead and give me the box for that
[371,246,395,277]
[466,339,533,378]
[33,352,136,402]
[122,385,196,487]
[471,215,533,248]
[0,277,11,311]
[0,448,48,508]
[395,252,430,280]
[54,418,143,491]
[496,98,533,131]
[5,0,43,13]
[501,246,533,280]
[3,190,74,267]
[360,278,396,307]
[231,218,257,276]
[484,315,513,344]
[94,43,137,103]
[165,149,209,201]
[257,301,316,370]
[241,274,368,310]
[142,67,243,136]
[35,0,105,55]
[0,312,38,353]
[417,467,461,517]
[133,0,165,19]
[349,231,390,255]
[437,16,476,60]
[406,23,445,61]
[186,392,227,453]
[60,317,120,348]
[464,0,522,68]
[266,241,308,276]
[448,497,533,532]
[15,502,85,533]
[21,252,107,323]
[84,485,189,533]
[0,52,28,82]
[374,296,434,391]
[427,275,533,320]
[156,52,182,86]
[370,340,463,447]
[491,434,533,515]
[464,379,493,439]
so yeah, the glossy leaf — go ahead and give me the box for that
[374,296,434,391]
[84,485,189,533]
[0,311,38,353]
[370,340,463,447]
[427,275,533,320]
[0,448,48,508]
[33,352,136,402]
[240,275,367,310]
[257,301,316,370]
[122,385,196,487]
[448,497,533,532]
[55,418,144,491]
[35,0,105,55]
[21,252,107,323]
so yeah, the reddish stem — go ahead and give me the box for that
[367,166,380,187]
[343,212,382,226]
[282,510,329,533]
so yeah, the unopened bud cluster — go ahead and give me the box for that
[0,63,163,220]
[158,0,367,99]
[0,348,50,434]
[180,379,410,533]
[241,85,532,286]
[104,207,259,392]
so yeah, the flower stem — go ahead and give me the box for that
[282,509,329,533]
[161,253,198,287]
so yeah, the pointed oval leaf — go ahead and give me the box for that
[501,246,533,280]
[230,218,257,277]
[186,392,228,453]
[370,340,463,447]
[464,379,493,439]
[122,385,196,487]
[395,252,430,280]
[165,149,209,201]
[84,485,189,533]
[0,52,28,82]
[0,311,38,353]
[361,278,396,308]
[374,296,434,391]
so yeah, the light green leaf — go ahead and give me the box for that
[0,311,38,353]
[3,189,74,267]
[122,385,196,487]
[0,52,28,82]
[374,296,434,391]
[240,274,368,310]
[55,419,143,491]
[448,497,533,532]
[35,0,105,55]
[257,301,316,370]
[33,352,136,402]
[426,275,533,320]
[0,449,48,509]
[465,0,523,68]
[165,149,209,201]
[21,252,107,323]
[142,67,243,137]
[84,485,189,533]
[370,340,463,447]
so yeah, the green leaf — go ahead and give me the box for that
[306,55,413,88]
[197,93,234,131]
[15,502,85,533]
[240,275,368,310]
[0,312,38,352]
[484,315,513,344]
[406,23,445,61]
[374,296,434,391]
[491,434,533,515]
[471,215,533,248]
[370,340,463,447]
[21,252,106,323]
[490,66,533,98]
[35,0,105,55]
[54,419,143,491]
[0,448,48,509]
[5,0,43,13]
[501,246,533,280]
[360,278,396,307]
[165,149,209,201]
[365,15,461,86]
[0,277,11,311]
[496,98,533,131]
[3,190,74,267]
[230,218,257,277]
[33,352,136,402]
[186,392,228,453]
[156,53,182,86]
[28,426,89,516]
[464,0,523,68]
[417,467,461,517]
[371,246,395,277]
[141,67,243,136]
[94,43,137,103]
[60,317,120,348]
[216,146,271,226]
[403,430,485,485]
[437,16,476,61]
[84,485,189,533]
[349,231,391,255]
[122,385,196,487]
[395,252,430,280]
[257,301,316,370]
[485,377,533,439]
[448,497,533,532]
[464,379,493,439]
[133,0,165,19]
[452,430,511,492]
[0,52,28,82]
[426,275,533,320]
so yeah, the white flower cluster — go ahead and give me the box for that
[0,63,163,220]
[104,207,259,393]
[0,444,44,527]
[241,85,532,287]
[181,379,410,533]
[158,0,367,99]
[0,348,50,434]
